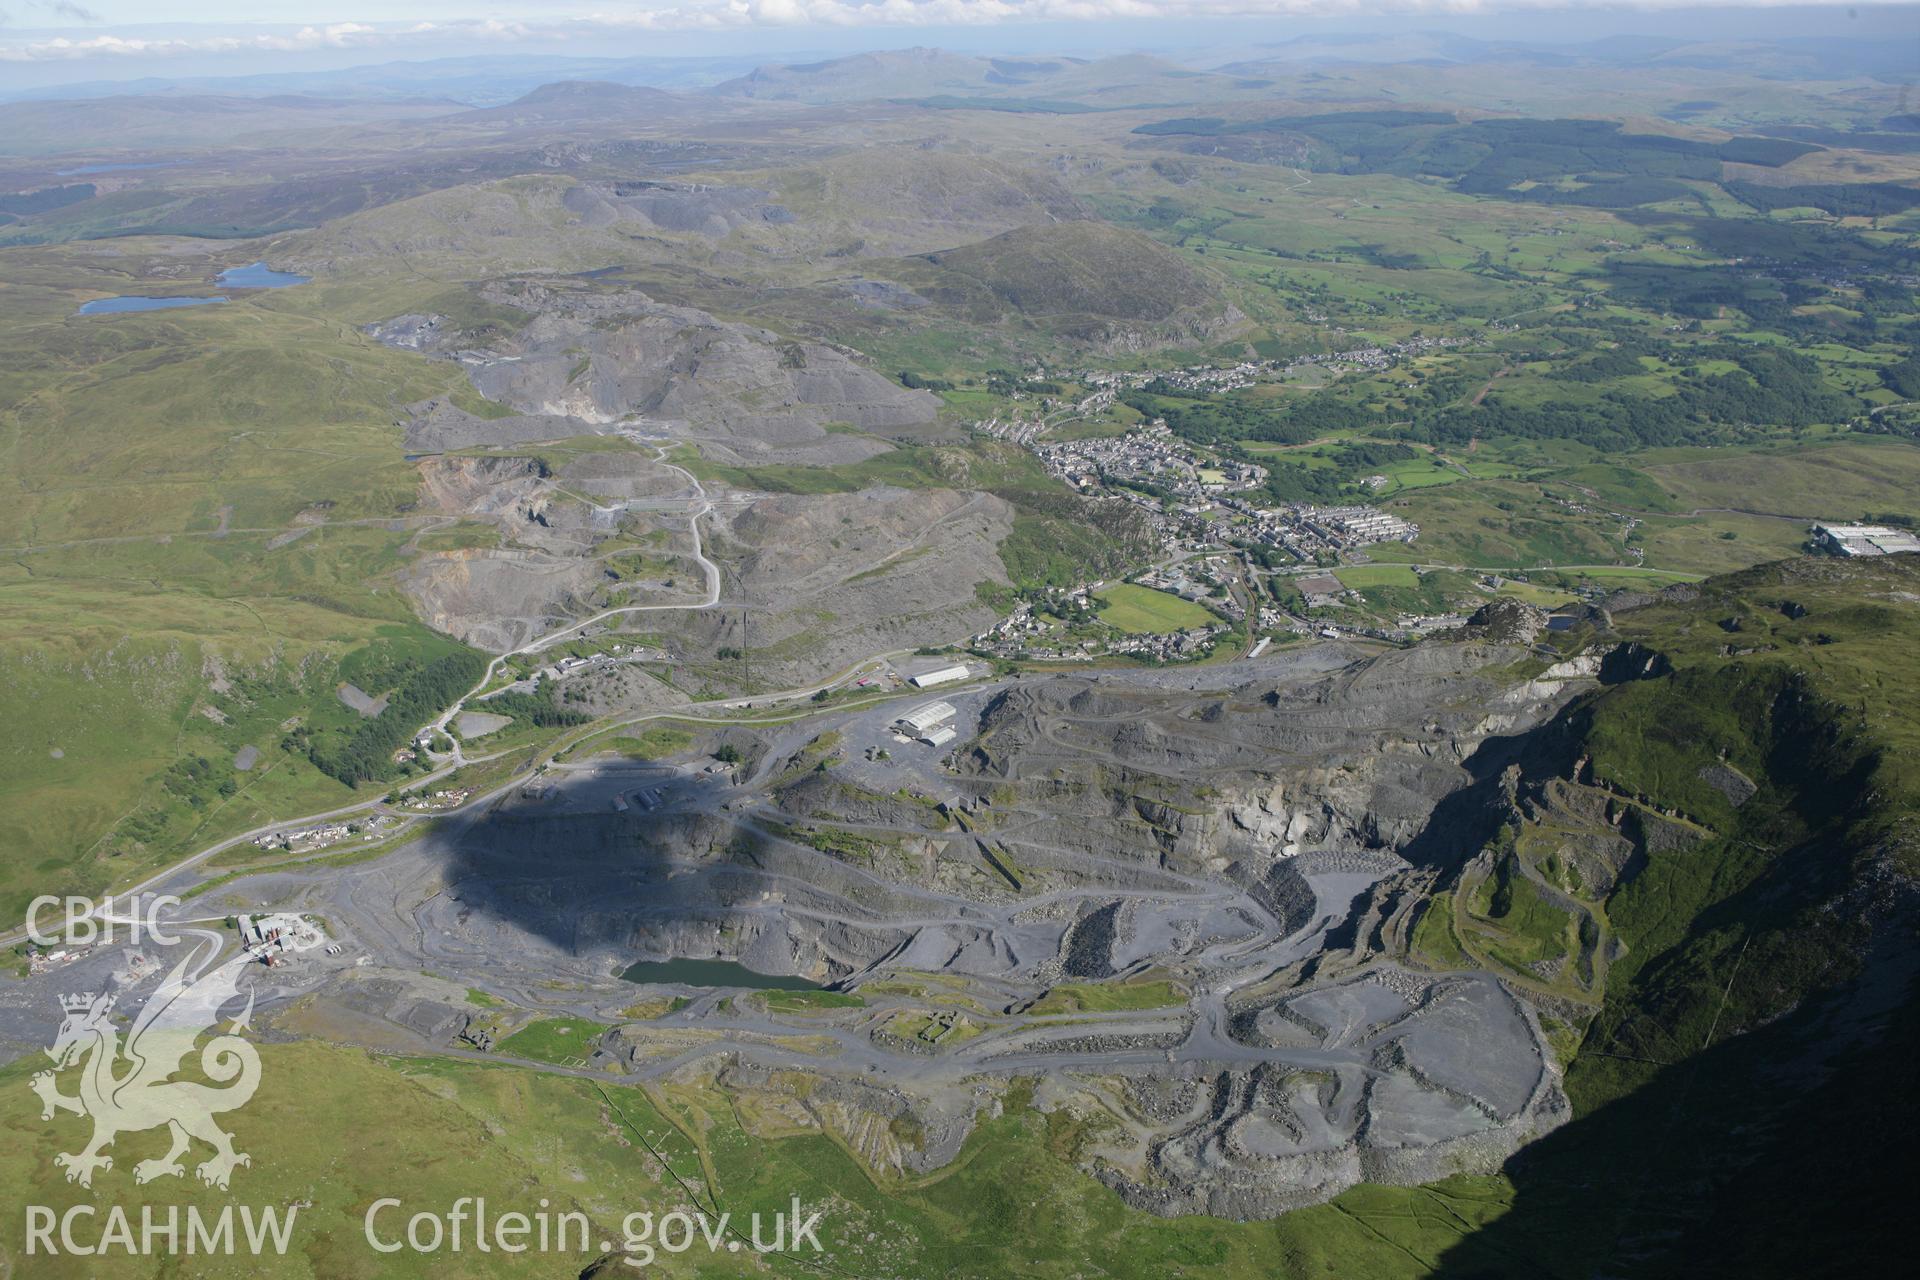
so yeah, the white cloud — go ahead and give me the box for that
[567,0,1917,31]
[0,16,544,59]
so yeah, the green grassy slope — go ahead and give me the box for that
[0,279,481,917]
[1424,554,1920,1277]
[907,221,1221,322]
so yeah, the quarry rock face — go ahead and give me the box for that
[1467,597,1547,643]
[395,447,710,653]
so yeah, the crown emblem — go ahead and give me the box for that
[36,939,262,1191]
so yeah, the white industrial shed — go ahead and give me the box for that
[909,664,970,689]
[1812,523,1920,557]
[898,701,958,734]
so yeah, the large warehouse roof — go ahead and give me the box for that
[898,700,958,733]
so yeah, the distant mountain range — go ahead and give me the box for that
[0,52,773,107]
[9,26,1912,111]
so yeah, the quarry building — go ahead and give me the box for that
[898,700,958,734]
[1810,523,1920,557]
[896,699,960,745]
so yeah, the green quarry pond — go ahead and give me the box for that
[620,959,820,990]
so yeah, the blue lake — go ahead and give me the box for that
[77,295,227,315]
[217,262,311,289]
[78,263,309,315]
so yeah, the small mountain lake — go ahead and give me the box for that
[620,959,820,990]
[77,295,227,315]
[218,262,311,289]
[78,263,309,315]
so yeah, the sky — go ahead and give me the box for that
[1,1,1914,91]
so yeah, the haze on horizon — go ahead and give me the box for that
[2,0,1915,96]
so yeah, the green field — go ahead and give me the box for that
[606,726,696,760]
[1333,564,1421,589]
[1642,439,1920,521]
[1028,979,1187,1015]
[1096,583,1218,633]
[759,988,867,1014]
[1537,565,1705,587]
[1492,579,1580,607]
[495,1018,610,1067]
[1363,480,1633,570]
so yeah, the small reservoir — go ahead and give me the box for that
[218,262,311,289]
[78,262,309,316]
[77,295,227,315]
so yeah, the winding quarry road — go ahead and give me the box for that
[2,449,937,943]
[427,445,723,749]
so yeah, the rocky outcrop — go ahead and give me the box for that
[1467,597,1547,643]
[1083,969,1569,1219]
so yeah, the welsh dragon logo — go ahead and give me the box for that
[32,934,261,1190]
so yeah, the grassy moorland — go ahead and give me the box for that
[0,257,480,917]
